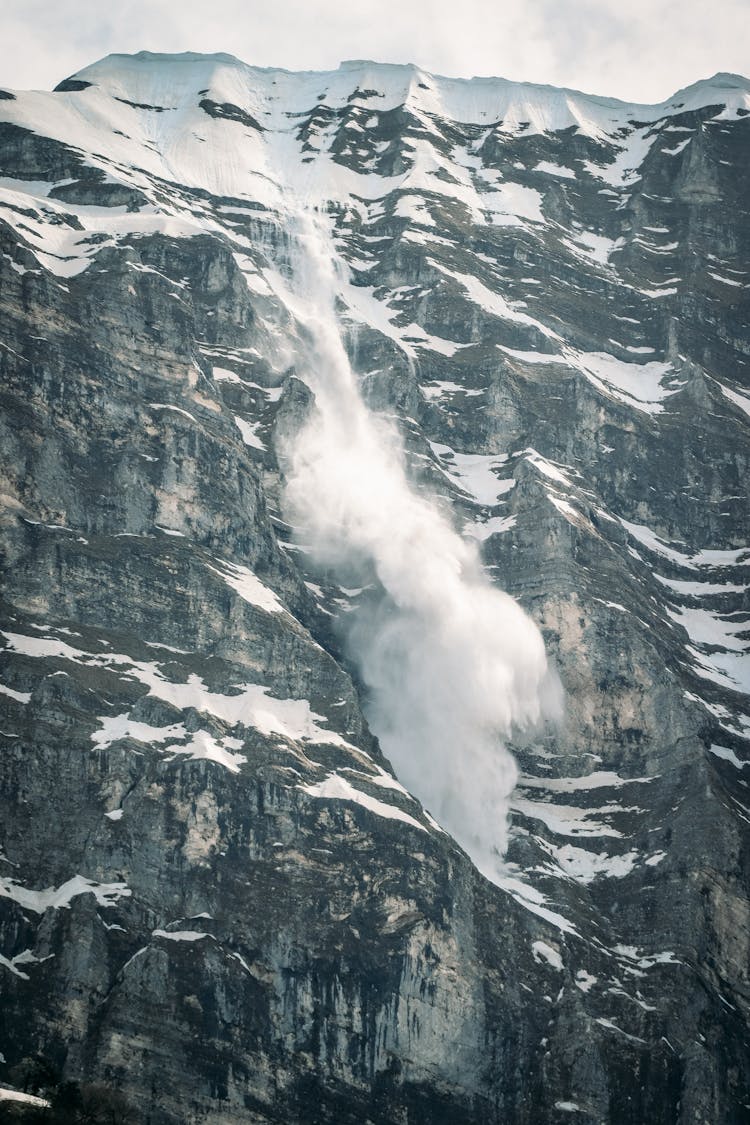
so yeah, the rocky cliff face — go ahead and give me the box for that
[0,53,748,1124]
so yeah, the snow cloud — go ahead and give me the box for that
[278,213,562,879]
[3,0,748,103]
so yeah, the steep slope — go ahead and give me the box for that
[0,53,749,1123]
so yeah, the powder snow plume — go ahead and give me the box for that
[279,210,562,880]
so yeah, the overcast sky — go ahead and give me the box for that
[2,0,748,104]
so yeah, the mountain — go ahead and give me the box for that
[0,51,749,1124]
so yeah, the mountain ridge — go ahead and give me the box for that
[48,51,750,110]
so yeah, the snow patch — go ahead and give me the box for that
[0,874,130,913]
[0,683,31,703]
[532,940,563,970]
[153,928,211,942]
[234,414,266,450]
[207,559,285,614]
[300,773,427,832]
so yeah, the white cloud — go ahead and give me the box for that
[2,0,748,101]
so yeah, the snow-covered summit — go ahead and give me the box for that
[0,49,748,275]
[26,51,750,133]
[0,51,747,217]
